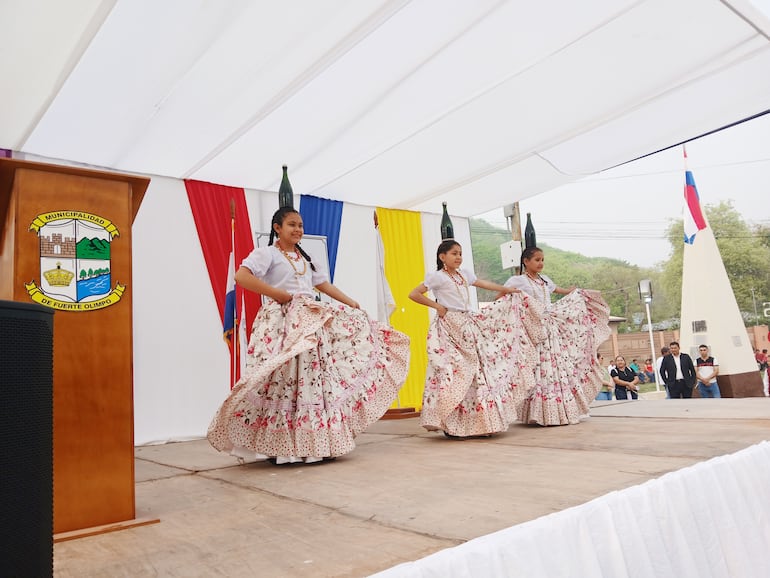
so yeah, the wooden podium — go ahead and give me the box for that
[0,158,156,538]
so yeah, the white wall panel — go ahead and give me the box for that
[335,203,380,318]
[132,176,230,444]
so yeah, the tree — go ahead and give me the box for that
[754,224,770,251]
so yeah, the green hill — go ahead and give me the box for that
[76,237,111,259]
[469,218,662,332]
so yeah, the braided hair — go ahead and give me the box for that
[268,207,316,272]
[519,246,543,276]
[436,239,461,270]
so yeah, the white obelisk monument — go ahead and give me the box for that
[678,149,762,396]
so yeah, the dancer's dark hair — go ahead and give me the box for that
[436,240,461,270]
[268,207,316,272]
[519,246,543,275]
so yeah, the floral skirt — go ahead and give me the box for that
[419,293,544,437]
[518,289,611,426]
[207,297,410,458]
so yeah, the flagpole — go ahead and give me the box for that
[230,198,237,389]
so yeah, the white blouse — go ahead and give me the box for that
[505,273,555,303]
[423,268,477,312]
[240,245,328,297]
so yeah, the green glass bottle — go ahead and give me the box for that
[524,212,537,249]
[278,165,294,209]
[440,201,454,240]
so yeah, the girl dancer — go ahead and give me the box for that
[501,246,610,426]
[208,207,410,463]
[409,240,543,438]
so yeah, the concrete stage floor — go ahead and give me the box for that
[54,398,770,577]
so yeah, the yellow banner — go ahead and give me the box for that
[376,207,429,410]
[29,210,120,238]
[25,282,125,311]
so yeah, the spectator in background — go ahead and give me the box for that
[764,349,769,396]
[643,358,655,384]
[695,344,720,398]
[595,353,614,400]
[660,341,697,398]
[611,356,639,400]
[629,359,646,383]
[757,348,769,396]
[657,346,670,398]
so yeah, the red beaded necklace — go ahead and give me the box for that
[525,272,547,302]
[276,241,306,277]
[443,268,470,307]
[443,268,466,286]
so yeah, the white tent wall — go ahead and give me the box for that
[333,203,380,317]
[132,176,229,445]
[243,188,279,238]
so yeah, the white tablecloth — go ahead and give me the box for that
[372,441,770,577]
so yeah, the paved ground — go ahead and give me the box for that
[54,398,770,577]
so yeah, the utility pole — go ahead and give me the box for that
[504,202,522,274]
[639,280,660,392]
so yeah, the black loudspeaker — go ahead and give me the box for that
[0,300,54,577]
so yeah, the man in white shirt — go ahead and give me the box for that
[695,344,720,398]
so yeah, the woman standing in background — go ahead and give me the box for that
[611,356,640,400]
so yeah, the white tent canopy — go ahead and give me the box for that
[3,0,770,217]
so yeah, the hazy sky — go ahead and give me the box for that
[478,113,770,268]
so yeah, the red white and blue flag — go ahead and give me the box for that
[223,250,236,346]
[185,180,260,389]
[683,147,708,247]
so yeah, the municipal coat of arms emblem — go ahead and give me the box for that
[25,210,125,311]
